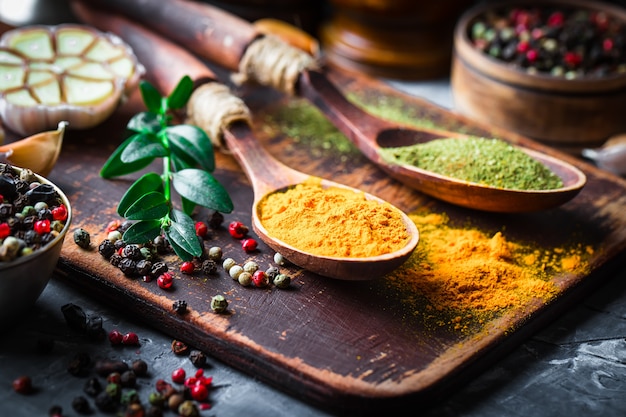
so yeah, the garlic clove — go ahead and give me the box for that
[0,24,145,136]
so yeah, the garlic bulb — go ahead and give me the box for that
[0,24,144,136]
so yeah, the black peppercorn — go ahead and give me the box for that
[172,300,188,314]
[109,252,122,267]
[73,228,91,249]
[135,259,153,276]
[83,377,102,397]
[122,243,142,260]
[201,259,217,275]
[151,261,168,277]
[146,405,164,417]
[120,370,137,388]
[208,211,224,229]
[189,350,207,368]
[95,391,118,413]
[98,239,116,258]
[131,359,148,377]
[71,395,91,414]
[118,257,137,276]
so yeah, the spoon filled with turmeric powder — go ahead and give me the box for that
[79,6,420,281]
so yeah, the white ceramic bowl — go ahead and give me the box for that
[0,164,72,326]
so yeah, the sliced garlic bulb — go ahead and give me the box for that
[0,24,145,136]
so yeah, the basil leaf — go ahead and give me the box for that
[167,76,194,110]
[123,191,169,220]
[122,219,163,244]
[172,169,233,213]
[120,133,167,164]
[166,209,202,259]
[127,111,162,134]
[118,172,164,216]
[139,80,163,114]
[166,125,215,171]
[100,133,154,178]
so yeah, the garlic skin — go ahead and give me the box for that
[0,24,145,136]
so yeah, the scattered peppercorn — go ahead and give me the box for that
[157,272,174,290]
[171,339,190,356]
[201,259,218,275]
[210,295,228,313]
[237,271,252,287]
[273,273,292,289]
[173,299,188,314]
[67,352,91,377]
[12,375,33,394]
[179,399,201,416]
[227,220,248,239]
[131,359,149,377]
[71,395,91,414]
[252,270,269,287]
[194,221,209,238]
[73,228,91,249]
[241,237,258,252]
[120,370,137,388]
[122,332,140,346]
[189,350,208,368]
[83,377,103,397]
[180,261,195,274]
[207,246,222,261]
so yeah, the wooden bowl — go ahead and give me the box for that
[451,0,626,153]
[320,0,474,79]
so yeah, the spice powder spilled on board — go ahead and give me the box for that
[384,211,594,333]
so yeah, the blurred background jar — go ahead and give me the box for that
[319,0,476,80]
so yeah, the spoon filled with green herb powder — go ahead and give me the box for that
[380,137,563,191]
[370,133,586,213]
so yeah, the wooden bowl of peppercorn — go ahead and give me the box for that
[451,0,626,153]
[0,163,72,327]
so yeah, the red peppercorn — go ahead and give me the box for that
[190,383,209,401]
[157,272,174,289]
[34,219,50,234]
[195,221,208,238]
[547,11,564,27]
[603,38,614,52]
[180,261,195,274]
[516,40,530,53]
[0,222,9,239]
[155,378,171,393]
[105,220,121,233]
[108,329,124,345]
[241,238,258,253]
[171,368,186,384]
[12,376,33,394]
[0,194,3,203]
[51,204,68,221]
[252,270,269,287]
[228,221,248,239]
[122,332,139,346]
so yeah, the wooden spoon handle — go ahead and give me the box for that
[72,0,257,73]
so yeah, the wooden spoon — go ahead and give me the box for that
[73,0,587,213]
[0,121,66,176]
[71,3,419,280]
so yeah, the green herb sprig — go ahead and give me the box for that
[100,76,233,260]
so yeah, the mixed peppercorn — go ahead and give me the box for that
[469,5,626,78]
[0,163,69,262]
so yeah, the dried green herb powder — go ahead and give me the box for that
[380,137,563,190]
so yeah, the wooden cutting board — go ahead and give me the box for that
[34,69,626,414]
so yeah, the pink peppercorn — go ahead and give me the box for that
[157,272,174,289]
[108,329,124,345]
[252,270,269,287]
[180,261,195,274]
[122,332,139,346]
[171,368,186,384]
[0,223,10,239]
[241,238,258,252]
[228,221,248,239]
[51,204,68,221]
[195,221,208,238]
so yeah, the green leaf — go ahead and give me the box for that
[166,209,202,259]
[100,133,154,178]
[166,124,214,171]
[122,219,163,244]
[172,169,233,213]
[120,133,167,164]
[167,76,194,110]
[140,80,164,114]
[123,191,169,220]
[170,147,196,171]
[118,172,164,216]
[181,196,196,216]
[127,112,162,134]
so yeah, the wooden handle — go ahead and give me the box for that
[72,0,258,73]
[71,2,219,94]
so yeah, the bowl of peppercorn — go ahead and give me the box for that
[451,0,626,153]
[0,163,72,327]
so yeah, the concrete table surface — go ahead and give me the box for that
[2,2,626,416]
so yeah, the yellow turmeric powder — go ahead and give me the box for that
[383,211,593,332]
[257,178,411,258]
